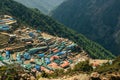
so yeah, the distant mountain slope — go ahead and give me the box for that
[14,0,65,14]
[0,0,115,59]
[52,0,120,55]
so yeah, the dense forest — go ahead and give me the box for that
[0,0,115,59]
[52,0,120,55]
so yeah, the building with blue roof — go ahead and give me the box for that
[0,20,5,24]
[0,24,10,31]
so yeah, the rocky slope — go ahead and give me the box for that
[52,0,120,55]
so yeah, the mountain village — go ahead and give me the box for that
[0,15,114,80]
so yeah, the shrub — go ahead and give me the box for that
[73,61,93,72]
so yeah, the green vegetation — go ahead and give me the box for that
[0,64,25,80]
[0,0,115,59]
[95,57,120,73]
[41,69,64,78]
[52,0,120,55]
[73,61,93,72]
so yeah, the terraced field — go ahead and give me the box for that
[0,33,9,45]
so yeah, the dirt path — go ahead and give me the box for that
[39,74,90,80]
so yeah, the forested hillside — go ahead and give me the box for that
[0,0,115,59]
[14,0,65,14]
[52,0,120,55]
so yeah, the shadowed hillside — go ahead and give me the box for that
[52,0,120,55]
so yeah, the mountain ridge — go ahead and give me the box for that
[52,0,120,55]
[14,0,65,14]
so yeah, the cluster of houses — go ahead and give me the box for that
[0,15,17,31]
[0,26,82,74]
[0,15,112,75]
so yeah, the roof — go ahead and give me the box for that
[0,24,9,27]
[0,24,9,31]
[5,48,13,50]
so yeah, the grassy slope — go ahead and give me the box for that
[0,33,9,44]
